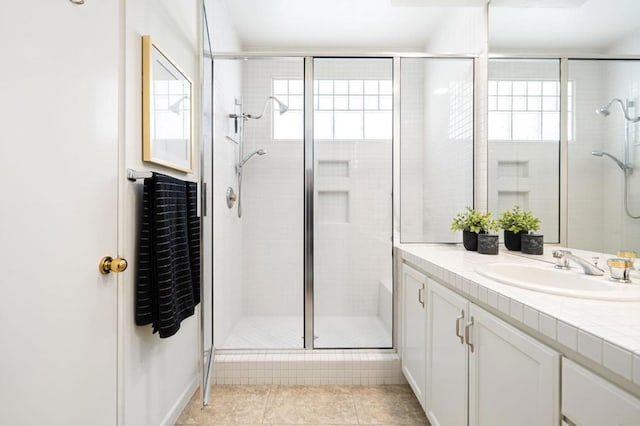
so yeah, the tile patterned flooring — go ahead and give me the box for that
[176,385,430,425]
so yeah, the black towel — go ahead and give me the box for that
[135,173,200,338]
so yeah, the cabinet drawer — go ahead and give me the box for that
[562,358,640,425]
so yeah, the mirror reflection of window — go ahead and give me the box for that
[487,59,561,244]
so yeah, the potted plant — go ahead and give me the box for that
[497,206,541,251]
[451,207,495,251]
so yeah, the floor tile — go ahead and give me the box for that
[352,385,429,425]
[263,385,358,425]
[176,385,270,425]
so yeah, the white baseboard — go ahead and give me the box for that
[160,374,199,426]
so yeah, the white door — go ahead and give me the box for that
[401,263,427,409]
[468,304,560,426]
[0,2,119,425]
[425,279,468,426]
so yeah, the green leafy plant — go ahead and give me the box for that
[497,206,541,233]
[450,207,497,234]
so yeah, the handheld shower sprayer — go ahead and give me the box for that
[591,150,633,175]
[595,98,640,123]
[240,148,267,168]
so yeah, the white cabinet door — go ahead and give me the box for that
[563,357,640,425]
[401,263,428,409]
[425,280,468,426]
[468,304,560,426]
[0,2,119,425]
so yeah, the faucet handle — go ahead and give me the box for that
[552,250,571,270]
[591,257,599,268]
[552,249,571,258]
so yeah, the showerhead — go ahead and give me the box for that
[239,148,268,167]
[595,98,640,122]
[246,96,289,120]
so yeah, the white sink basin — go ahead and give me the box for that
[475,263,640,301]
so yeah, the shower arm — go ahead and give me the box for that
[600,98,640,123]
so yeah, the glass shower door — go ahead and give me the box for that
[312,58,394,348]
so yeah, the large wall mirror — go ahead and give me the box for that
[488,0,640,254]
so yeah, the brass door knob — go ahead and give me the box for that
[99,256,128,274]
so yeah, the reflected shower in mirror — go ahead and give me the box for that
[488,0,640,254]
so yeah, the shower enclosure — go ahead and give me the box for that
[212,55,474,350]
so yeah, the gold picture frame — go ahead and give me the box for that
[142,35,193,173]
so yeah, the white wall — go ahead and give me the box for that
[121,1,201,425]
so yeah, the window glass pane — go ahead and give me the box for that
[318,95,333,110]
[349,80,363,95]
[364,80,378,95]
[379,95,392,110]
[273,79,288,94]
[513,96,527,111]
[542,112,559,140]
[497,96,512,110]
[289,79,303,95]
[528,96,541,110]
[313,80,318,93]
[543,81,558,96]
[364,111,392,139]
[512,112,541,140]
[497,81,512,96]
[542,97,557,111]
[488,111,511,139]
[274,111,303,139]
[488,80,497,96]
[334,80,348,94]
[364,95,378,110]
[318,80,333,95]
[513,81,527,96]
[289,95,303,110]
[314,111,333,139]
[349,95,363,110]
[528,81,542,96]
[488,96,497,111]
[334,95,348,110]
[334,111,363,139]
[379,80,392,95]
[313,95,318,109]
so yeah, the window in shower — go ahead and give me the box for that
[272,78,392,140]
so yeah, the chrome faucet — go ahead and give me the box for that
[552,250,604,276]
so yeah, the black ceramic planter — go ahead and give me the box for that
[478,234,499,255]
[503,230,527,251]
[462,230,478,251]
[521,234,544,255]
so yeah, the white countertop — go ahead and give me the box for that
[398,243,640,390]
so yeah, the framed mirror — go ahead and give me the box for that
[142,35,193,173]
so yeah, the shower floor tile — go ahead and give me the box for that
[175,385,430,426]
[219,315,391,349]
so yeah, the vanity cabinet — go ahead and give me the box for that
[420,275,560,426]
[400,262,428,409]
[562,358,640,425]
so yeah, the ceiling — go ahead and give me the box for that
[219,0,640,53]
